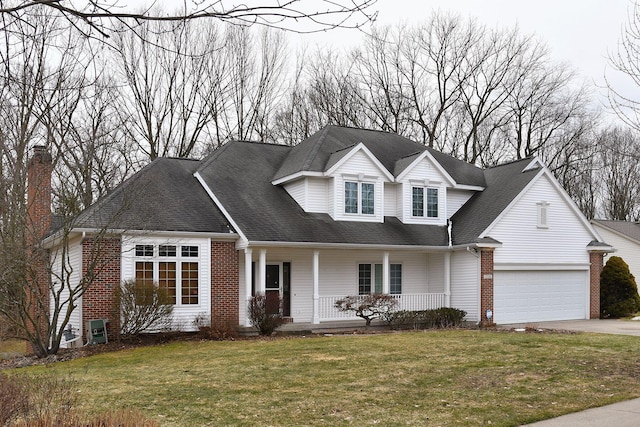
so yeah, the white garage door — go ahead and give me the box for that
[494,270,588,324]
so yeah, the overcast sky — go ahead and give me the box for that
[296,0,633,120]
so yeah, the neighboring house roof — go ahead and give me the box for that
[272,125,486,187]
[450,158,539,245]
[196,140,449,246]
[72,157,231,234]
[592,220,640,244]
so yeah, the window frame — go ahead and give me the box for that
[133,243,202,306]
[357,262,402,295]
[411,185,439,219]
[344,180,376,216]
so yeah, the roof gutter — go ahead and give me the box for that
[241,240,474,251]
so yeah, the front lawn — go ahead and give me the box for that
[11,330,640,426]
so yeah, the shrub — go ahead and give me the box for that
[335,294,398,328]
[116,279,174,337]
[248,293,286,336]
[387,307,467,330]
[194,312,238,340]
[600,256,640,318]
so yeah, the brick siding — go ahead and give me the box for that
[589,252,603,319]
[82,237,122,340]
[211,241,239,328]
[480,248,494,324]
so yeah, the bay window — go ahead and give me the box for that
[134,244,200,305]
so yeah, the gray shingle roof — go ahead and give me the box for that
[450,158,539,245]
[73,157,231,233]
[273,125,486,187]
[197,140,449,246]
[592,220,640,243]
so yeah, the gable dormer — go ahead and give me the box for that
[326,143,394,223]
[394,151,456,225]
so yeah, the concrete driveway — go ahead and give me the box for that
[502,319,640,336]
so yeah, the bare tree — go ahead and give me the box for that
[607,0,640,131]
[598,126,640,221]
[0,0,378,39]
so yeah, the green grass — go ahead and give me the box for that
[10,330,640,426]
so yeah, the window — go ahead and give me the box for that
[412,187,438,218]
[345,182,358,214]
[412,187,424,216]
[159,245,176,257]
[345,181,375,215]
[390,264,402,294]
[358,263,401,295]
[358,263,372,294]
[133,244,200,305]
[427,188,438,218]
[135,245,153,257]
[159,262,177,304]
[181,262,199,304]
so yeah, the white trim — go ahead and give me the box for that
[396,150,456,186]
[494,263,590,271]
[324,143,395,182]
[453,184,485,191]
[271,171,325,186]
[245,240,476,251]
[194,171,248,244]
[522,157,544,172]
[313,250,320,324]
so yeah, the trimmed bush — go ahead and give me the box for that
[335,294,398,328]
[600,256,640,318]
[387,307,467,330]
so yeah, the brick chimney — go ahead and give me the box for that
[26,146,53,355]
[27,145,53,242]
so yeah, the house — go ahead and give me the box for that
[591,220,640,290]
[29,126,613,342]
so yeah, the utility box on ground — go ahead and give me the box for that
[85,319,108,344]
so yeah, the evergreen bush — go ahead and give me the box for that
[600,256,640,318]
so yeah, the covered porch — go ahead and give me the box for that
[239,246,454,326]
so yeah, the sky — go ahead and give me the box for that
[296,0,634,120]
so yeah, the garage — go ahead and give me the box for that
[493,270,588,324]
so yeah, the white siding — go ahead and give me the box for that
[121,235,211,331]
[450,250,479,321]
[594,225,640,288]
[331,150,388,222]
[488,174,594,265]
[284,180,306,210]
[447,189,475,218]
[399,158,449,225]
[426,253,445,293]
[306,177,330,213]
[50,237,83,340]
[384,182,398,217]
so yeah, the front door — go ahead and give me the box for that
[265,264,280,315]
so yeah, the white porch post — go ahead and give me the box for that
[444,252,451,307]
[382,251,390,294]
[312,250,320,324]
[258,249,267,294]
[244,248,253,327]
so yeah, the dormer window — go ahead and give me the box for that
[345,181,375,215]
[412,187,438,218]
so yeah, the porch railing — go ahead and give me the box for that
[318,293,447,321]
